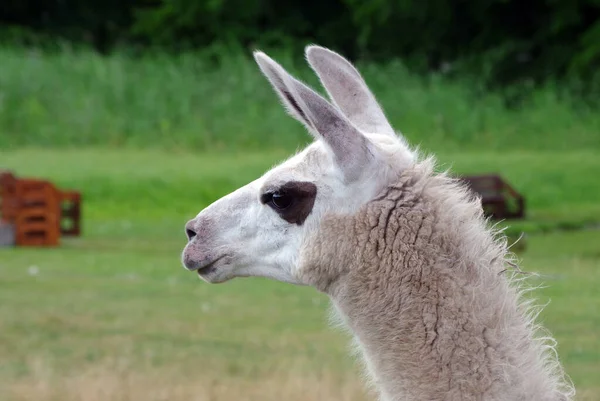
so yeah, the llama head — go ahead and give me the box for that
[182,45,415,284]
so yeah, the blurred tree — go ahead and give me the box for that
[1,0,136,52]
[1,0,599,87]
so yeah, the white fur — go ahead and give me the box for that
[182,48,413,285]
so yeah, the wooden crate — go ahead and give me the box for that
[0,171,18,223]
[459,174,525,220]
[0,170,82,247]
[14,178,61,247]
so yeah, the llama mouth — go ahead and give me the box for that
[197,263,216,276]
[195,255,226,276]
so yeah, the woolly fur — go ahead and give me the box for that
[300,155,575,401]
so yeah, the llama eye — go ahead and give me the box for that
[270,191,293,210]
[260,181,316,225]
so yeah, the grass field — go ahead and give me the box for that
[1,148,599,400]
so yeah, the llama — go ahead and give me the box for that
[181,46,575,401]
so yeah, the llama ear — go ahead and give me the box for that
[305,45,396,137]
[254,51,373,181]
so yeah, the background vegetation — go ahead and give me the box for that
[1,47,599,151]
[2,0,600,89]
[1,1,599,400]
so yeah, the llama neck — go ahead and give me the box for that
[301,170,572,401]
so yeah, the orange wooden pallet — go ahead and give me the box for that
[0,170,82,247]
[0,171,18,223]
[14,178,61,246]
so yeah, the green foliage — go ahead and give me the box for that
[132,0,600,86]
[2,0,600,85]
[1,47,599,151]
[1,0,135,52]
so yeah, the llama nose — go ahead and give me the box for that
[185,220,197,241]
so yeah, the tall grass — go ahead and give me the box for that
[1,46,598,151]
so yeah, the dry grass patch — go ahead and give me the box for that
[6,358,369,401]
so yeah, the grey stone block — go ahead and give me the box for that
[0,222,15,247]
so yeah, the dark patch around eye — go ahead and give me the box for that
[262,181,317,225]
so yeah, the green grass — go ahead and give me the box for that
[0,148,599,400]
[0,47,599,152]
[2,148,599,227]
